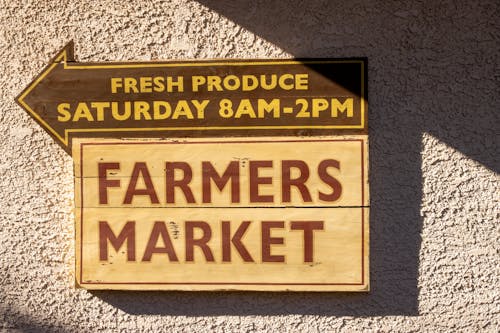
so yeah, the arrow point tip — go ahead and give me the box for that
[15,40,76,129]
[51,40,75,63]
[65,40,75,61]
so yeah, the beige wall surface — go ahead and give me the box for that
[1,0,498,331]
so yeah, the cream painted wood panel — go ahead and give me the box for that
[73,136,369,291]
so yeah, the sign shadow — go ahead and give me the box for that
[93,0,498,317]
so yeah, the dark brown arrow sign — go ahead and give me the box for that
[16,41,370,291]
[16,41,367,155]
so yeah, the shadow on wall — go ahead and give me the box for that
[0,300,72,333]
[94,0,499,316]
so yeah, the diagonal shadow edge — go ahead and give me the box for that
[93,2,424,315]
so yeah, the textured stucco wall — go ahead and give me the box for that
[1,0,498,331]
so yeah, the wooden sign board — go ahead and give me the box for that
[16,42,367,155]
[73,136,369,291]
[16,42,369,291]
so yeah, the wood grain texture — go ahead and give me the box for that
[73,136,369,291]
[16,42,367,154]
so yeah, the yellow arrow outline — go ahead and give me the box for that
[17,47,70,144]
[17,42,366,148]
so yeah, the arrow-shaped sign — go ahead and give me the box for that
[16,41,367,155]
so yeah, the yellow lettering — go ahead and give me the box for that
[192,76,206,92]
[242,75,258,91]
[57,103,71,122]
[124,77,139,93]
[167,76,184,92]
[235,99,256,118]
[223,75,241,91]
[331,98,353,117]
[278,74,294,90]
[207,76,223,91]
[261,74,277,90]
[153,101,172,120]
[112,102,131,121]
[73,103,94,122]
[191,100,209,119]
[257,99,280,118]
[91,102,110,121]
[153,77,165,92]
[295,74,309,90]
[172,101,194,119]
[219,99,233,118]
[110,78,123,93]
[133,101,151,120]
[140,77,152,93]
[312,99,329,117]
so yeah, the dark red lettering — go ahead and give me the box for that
[185,221,214,262]
[202,161,240,203]
[99,221,135,261]
[249,161,273,203]
[98,162,120,204]
[142,221,179,262]
[222,221,253,262]
[261,221,285,262]
[166,162,196,203]
[281,160,312,202]
[290,221,324,262]
[123,162,159,204]
[318,159,342,202]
